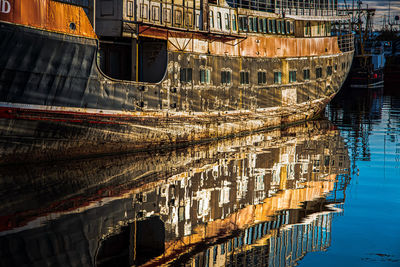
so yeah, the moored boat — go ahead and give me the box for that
[349,41,385,89]
[0,0,354,164]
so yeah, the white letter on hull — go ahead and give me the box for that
[1,0,11,14]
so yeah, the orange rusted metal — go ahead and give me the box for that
[0,0,96,38]
[166,35,343,57]
[138,25,168,40]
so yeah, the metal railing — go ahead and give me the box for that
[337,33,354,52]
[225,0,341,17]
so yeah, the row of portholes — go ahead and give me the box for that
[178,65,343,86]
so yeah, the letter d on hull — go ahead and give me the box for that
[1,0,11,14]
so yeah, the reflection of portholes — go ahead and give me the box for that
[69,22,76,30]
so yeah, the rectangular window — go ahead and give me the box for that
[303,69,310,80]
[286,21,291,34]
[200,69,205,83]
[316,67,322,78]
[175,10,182,25]
[200,69,211,84]
[240,71,249,84]
[209,11,214,28]
[238,16,248,31]
[186,12,193,27]
[253,18,258,32]
[289,70,297,82]
[127,1,134,17]
[281,20,285,34]
[263,18,267,33]
[277,20,281,34]
[196,14,200,28]
[272,20,276,33]
[224,13,230,30]
[268,19,272,33]
[258,18,263,33]
[326,21,331,36]
[305,21,310,36]
[217,12,222,29]
[249,17,254,32]
[258,71,267,84]
[221,71,231,84]
[274,71,282,84]
[334,64,337,71]
[228,241,232,252]
[163,8,171,23]
[327,66,332,76]
[180,68,192,82]
[140,4,148,19]
[232,15,237,31]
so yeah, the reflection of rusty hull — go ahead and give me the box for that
[0,119,349,266]
[143,178,336,267]
[0,120,337,232]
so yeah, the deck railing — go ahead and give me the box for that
[226,0,341,16]
[337,33,354,52]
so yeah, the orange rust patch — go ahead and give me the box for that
[0,0,96,39]
[167,33,342,57]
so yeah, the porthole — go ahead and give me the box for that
[69,22,76,30]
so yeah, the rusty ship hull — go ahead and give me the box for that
[0,0,354,164]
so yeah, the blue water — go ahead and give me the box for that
[300,88,400,266]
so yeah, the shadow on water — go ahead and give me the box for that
[0,118,352,267]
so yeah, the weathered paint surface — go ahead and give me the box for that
[0,0,96,38]
[167,34,341,58]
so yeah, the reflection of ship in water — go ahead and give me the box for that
[328,83,384,174]
[0,121,350,267]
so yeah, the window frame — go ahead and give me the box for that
[217,12,222,30]
[289,70,297,83]
[258,71,267,85]
[221,70,232,85]
[240,71,250,85]
[316,67,323,79]
[180,67,193,83]
[209,11,214,28]
[224,13,230,30]
[232,14,237,31]
[274,71,282,84]
[303,69,310,80]
[327,66,332,76]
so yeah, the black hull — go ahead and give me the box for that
[0,22,354,164]
[349,68,384,89]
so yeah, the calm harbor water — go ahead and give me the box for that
[0,84,399,266]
